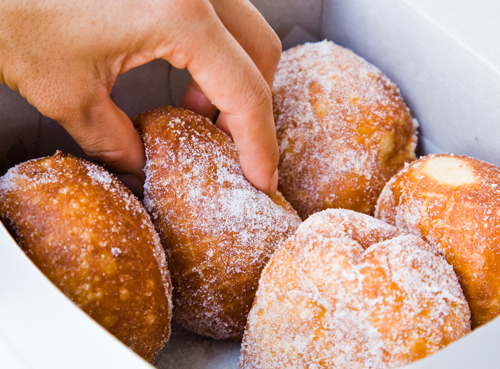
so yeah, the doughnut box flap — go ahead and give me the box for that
[1,0,500,368]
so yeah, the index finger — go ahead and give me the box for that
[167,5,279,196]
[182,0,281,121]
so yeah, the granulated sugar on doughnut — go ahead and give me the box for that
[273,40,417,219]
[240,209,470,369]
[0,152,173,362]
[376,154,500,328]
[134,107,301,340]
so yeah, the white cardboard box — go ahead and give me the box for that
[1,0,500,367]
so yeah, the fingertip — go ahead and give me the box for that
[181,78,218,119]
[61,96,147,183]
[240,153,279,197]
[87,106,146,181]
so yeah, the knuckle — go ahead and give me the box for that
[266,30,282,66]
[235,78,272,117]
[248,79,272,112]
[171,0,212,19]
[244,2,282,65]
[85,147,129,168]
[250,27,282,79]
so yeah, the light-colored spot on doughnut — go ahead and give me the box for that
[147,279,155,289]
[101,252,118,274]
[145,312,156,325]
[379,131,395,162]
[120,287,130,301]
[111,247,122,257]
[309,81,333,119]
[103,315,118,327]
[423,157,477,187]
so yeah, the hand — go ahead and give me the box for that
[0,0,281,196]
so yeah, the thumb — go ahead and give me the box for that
[57,94,146,186]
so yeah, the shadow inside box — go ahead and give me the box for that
[155,323,241,369]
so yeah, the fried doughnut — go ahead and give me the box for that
[240,209,470,369]
[134,107,301,340]
[273,40,417,219]
[376,154,500,328]
[0,152,172,362]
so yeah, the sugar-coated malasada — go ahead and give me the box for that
[241,209,470,369]
[376,154,500,328]
[135,107,301,340]
[273,41,417,219]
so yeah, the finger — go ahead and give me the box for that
[215,111,230,136]
[181,77,218,120]
[166,5,279,196]
[209,0,281,188]
[209,0,281,88]
[182,0,280,122]
[57,92,146,188]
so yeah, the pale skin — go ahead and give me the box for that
[0,0,280,196]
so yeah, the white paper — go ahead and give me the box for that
[2,0,500,368]
[322,0,500,164]
[0,224,153,369]
[404,0,500,70]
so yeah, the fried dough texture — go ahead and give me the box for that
[0,152,172,362]
[240,209,470,369]
[134,107,301,340]
[274,41,417,219]
[376,154,500,328]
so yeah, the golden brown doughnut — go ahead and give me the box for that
[376,154,500,328]
[273,40,417,219]
[240,209,470,369]
[0,152,172,362]
[134,107,301,340]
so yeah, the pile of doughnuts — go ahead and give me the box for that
[2,39,498,368]
[240,41,500,368]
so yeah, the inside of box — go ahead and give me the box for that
[2,0,500,368]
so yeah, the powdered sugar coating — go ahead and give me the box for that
[135,107,301,340]
[0,152,173,361]
[240,209,470,369]
[376,154,500,328]
[274,41,417,219]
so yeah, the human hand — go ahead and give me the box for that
[0,0,281,196]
